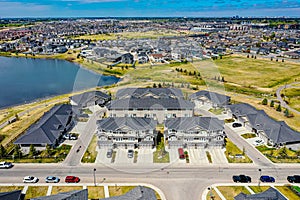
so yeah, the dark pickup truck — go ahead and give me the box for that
[287,175,300,183]
[232,174,251,183]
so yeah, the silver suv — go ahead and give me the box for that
[127,149,134,158]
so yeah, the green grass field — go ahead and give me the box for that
[283,87,300,112]
[51,186,83,195]
[87,186,105,199]
[25,186,48,199]
[275,186,300,200]
[108,186,135,197]
[82,135,98,163]
[256,145,300,163]
[224,138,252,163]
[249,186,270,193]
[241,133,257,139]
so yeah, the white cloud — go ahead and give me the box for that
[0,1,50,17]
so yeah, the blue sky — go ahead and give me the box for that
[0,0,299,17]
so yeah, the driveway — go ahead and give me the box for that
[69,122,87,134]
[95,147,112,165]
[188,149,209,164]
[168,149,186,164]
[114,149,133,164]
[137,149,154,164]
[209,149,228,164]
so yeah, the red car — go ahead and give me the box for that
[65,176,80,183]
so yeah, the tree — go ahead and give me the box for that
[158,83,162,88]
[276,104,282,112]
[262,98,268,105]
[15,114,19,121]
[284,108,290,117]
[29,144,36,158]
[221,77,225,82]
[0,144,6,158]
[13,145,22,159]
[270,100,274,107]
[153,83,157,88]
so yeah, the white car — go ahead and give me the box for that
[0,161,13,169]
[23,176,39,183]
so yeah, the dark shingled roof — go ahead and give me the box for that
[189,90,230,106]
[32,189,88,200]
[97,117,157,132]
[116,88,184,99]
[165,117,224,131]
[234,187,287,200]
[107,97,194,110]
[0,190,22,200]
[70,91,110,106]
[228,103,300,145]
[102,186,157,200]
[14,104,73,145]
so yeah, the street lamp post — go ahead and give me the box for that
[258,169,262,187]
[93,168,96,186]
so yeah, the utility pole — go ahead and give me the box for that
[93,168,96,186]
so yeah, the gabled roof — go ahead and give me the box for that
[0,190,22,200]
[228,103,300,145]
[32,189,88,200]
[14,104,73,145]
[189,90,230,106]
[97,117,157,132]
[165,117,224,131]
[116,88,184,99]
[107,97,194,110]
[234,187,287,200]
[102,186,157,200]
[70,91,110,106]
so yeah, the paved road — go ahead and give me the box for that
[276,82,300,115]
[1,163,299,200]
[63,109,106,166]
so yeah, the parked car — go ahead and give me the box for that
[260,175,275,182]
[232,123,242,128]
[69,135,78,140]
[63,134,70,140]
[106,149,113,158]
[253,139,264,146]
[178,148,185,159]
[127,149,134,158]
[232,175,251,183]
[287,175,300,183]
[23,176,39,183]
[65,176,80,183]
[0,161,13,169]
[45,176,60,183]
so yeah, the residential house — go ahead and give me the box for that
[102,186,157,200]
[115,53,134,64]
[165,117,225,148]
[189,90,231,108]
[96,117,157,149]
[228,103,300,147]
[108,88,194,123]
[32,189,88,200]
[70,91,111,108]
[14,104,74,153]
[234,187,287,200]
[0,190,22,200]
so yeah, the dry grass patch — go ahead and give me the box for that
[217,186,250,200]
[249,186,270,193]
[108,186,135,197]
[25,186,48,199]
[87,186,105,199]
[206,188,222,200]
[82,134,98,163]
[275,186,300,200]
[51,186,83,195]
[0,186,23,193]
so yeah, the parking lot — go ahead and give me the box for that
[209,148,228,164]
[95,147,112,165]
[188,149,209,164]
[137,149,155,164]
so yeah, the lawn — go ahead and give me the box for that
[82,135,98,163]
[217,186,250,200]
[87,186,105,199]
[224,138,252,163]
[108,186,135,197]
[153,140,170,163]
[282,87,300,112]
[241,133,257,139]
[256,145,300,163]
[2,144,72,163]
[249,186,270,193]
[209,108,225,115]
[206,151,212,163]
[25,186,48,199]
[206,188,222,200]
[0,186,23,193]
[275,186,300,200]
[51,186,83,195]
